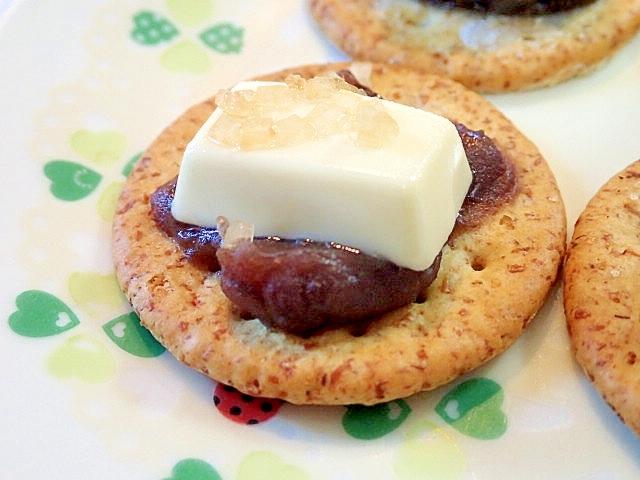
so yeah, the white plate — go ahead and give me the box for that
[1,1,639,479]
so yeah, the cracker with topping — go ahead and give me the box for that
[308,0,640,92]
[564,159,640,436]
[112,62,566,405]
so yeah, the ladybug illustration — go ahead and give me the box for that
[213,383,284,424]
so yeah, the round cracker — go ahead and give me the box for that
[308,0,640,93]
[564,159,640,435]
[112,62,566,405]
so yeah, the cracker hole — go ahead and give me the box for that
[414,291,427,304]
[349,322,370,337]
[471,257,486,271]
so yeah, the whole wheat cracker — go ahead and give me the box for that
[564,159,640,436]
[112,62,566,405]
[308,0,640,93]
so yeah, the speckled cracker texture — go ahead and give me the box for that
[564,159,640,436]
[112,62,566,405]
[308,0,640,93]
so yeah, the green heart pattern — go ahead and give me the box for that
[167,0,215,27]
[103,312,166,358]
[9,290,80,337]
[131,11,179,45]
[163,458,222,480]
[237,451,310,480]
[9,288,164,356]
[46,333,117,383]
[44,160,102,201]
[8,290,509,440]
[342,399,412,440]
[70,129,127,167]
[130,6,244,74]
[163,454,311,480]
[122,152,142,177]
[44,128,130,202]
[436,377,508,439]
[199,23,244,54]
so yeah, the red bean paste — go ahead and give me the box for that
[423,0,596,15]
[150,83,517,336]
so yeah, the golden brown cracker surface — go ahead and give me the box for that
[308,0,640,92]
[112,62,566,405]
[564,159,640,436]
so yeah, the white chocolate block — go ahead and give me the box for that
[171,78,471,270]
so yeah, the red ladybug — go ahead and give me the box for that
[213,383,283,424]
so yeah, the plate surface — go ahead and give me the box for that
[1,1,640,479]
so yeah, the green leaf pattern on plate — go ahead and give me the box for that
[131,11,179,45]
[44,160,102,201]
[130,3,244,73]
[103,312,166,358]
[9,290,80,337]
[200,23,244,53]
[436,378,508,440]
[342,399,412,440]
[163,458,222,480]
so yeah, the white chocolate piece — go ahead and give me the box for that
[171,76,471,270]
